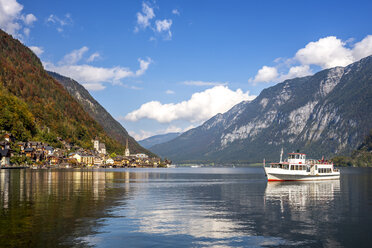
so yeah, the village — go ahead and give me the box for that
[0,132,168,168]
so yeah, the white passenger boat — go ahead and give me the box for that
[263,149,340,181]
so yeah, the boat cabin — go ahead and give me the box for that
[288,153,306,164]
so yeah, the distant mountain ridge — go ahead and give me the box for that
[138,132,181,149]
[48,71,154,156]
[150,55,372,163]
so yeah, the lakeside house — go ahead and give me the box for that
[0,149,11,166]
[0,132,162,168]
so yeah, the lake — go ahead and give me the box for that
[1,167,371,247]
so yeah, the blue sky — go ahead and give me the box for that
[1,0,372,140]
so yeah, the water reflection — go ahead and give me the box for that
[1,168,372,247]
[0,169,140,247]
[265,180,340,210]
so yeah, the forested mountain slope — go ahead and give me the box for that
[0,29,124,152]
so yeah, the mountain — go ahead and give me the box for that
[47,71,153,156]
[138,132,181,149]
[151,56,372,163]
[0,29,124,152]
[333,129,372,167]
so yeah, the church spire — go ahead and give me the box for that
[125,138,130,156]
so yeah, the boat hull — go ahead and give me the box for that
[264,168,340,181]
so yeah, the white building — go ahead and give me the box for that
[92,137,106,155]
[105,158,114,165]
[0,149,11,166]
[125,138,130,156]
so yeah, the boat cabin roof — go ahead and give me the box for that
[288,152,306,155]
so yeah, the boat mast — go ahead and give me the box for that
[280,147,283,163]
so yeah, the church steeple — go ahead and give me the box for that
[125,138,130,156]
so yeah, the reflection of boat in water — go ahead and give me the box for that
[190,165,200,168]
[264,149,340,181]
[264,180,340,208]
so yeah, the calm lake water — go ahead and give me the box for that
[0,167,371,247]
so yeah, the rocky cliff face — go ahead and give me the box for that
[48,71,154,156]
[151,56,372,163]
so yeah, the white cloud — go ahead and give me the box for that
[250,35,372,84]
[46,13,72,33]
[0,0,36,37]
[165,90,175,94]
[23,27,29,36]
[136,57,152,76]
[29,46,44,56]
[352,35,372,61]
[172,9,180,15]
[43,47,152,90]
[182,81,228,86]
[22,13,36,25]
[86,52,101,62]
[45,63,135,84]
[124,85,256,123]
[278,65,312,82]
[60,46,88,65]
[249,66,278,83]
[134,2,174,40]
[295,36,354,68]
[130,130,156,141]
[155,19,172,39]
[135,2,155,31]
[82,83,106,91]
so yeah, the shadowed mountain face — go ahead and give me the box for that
[48,71,155,156]
[138,132,181,149]
[150,56,372,163]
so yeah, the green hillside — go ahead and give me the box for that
[0,29,124,152]
[333,130,372,167]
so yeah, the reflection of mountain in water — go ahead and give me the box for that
[0,169,151,247]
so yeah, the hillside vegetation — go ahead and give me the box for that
[333,130,372,167]
[0,29,124,152]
